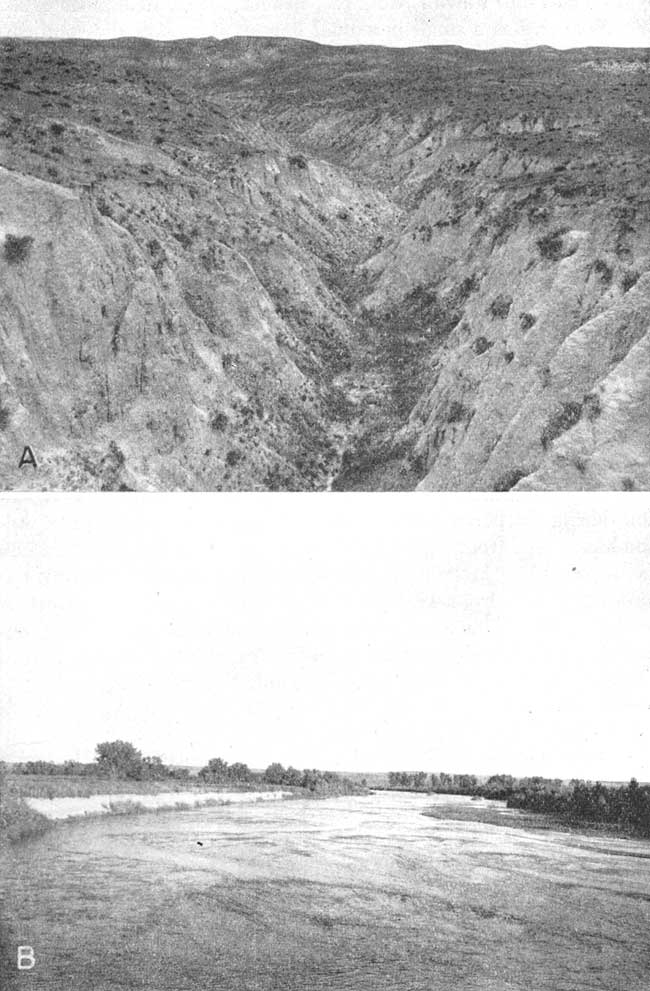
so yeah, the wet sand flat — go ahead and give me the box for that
[2,792,649,990]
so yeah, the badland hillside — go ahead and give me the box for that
[1,37,649,489]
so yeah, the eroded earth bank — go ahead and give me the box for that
[1,38,649,489]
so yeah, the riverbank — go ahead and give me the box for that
[1,772,368,843]
[0,771,296,843]
[2,787,303,844]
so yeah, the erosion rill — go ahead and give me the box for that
[1,38,648,490]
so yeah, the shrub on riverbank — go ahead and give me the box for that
[0,796,51,843]
[508,778,650,838]
[0,765,51,843]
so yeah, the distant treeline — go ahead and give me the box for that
[387,771,650,837]
[12,743,190,781]
[387,771,517,799]
[199,758,364,794]
[10,743,366,796]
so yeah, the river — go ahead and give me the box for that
[2,791,649,989]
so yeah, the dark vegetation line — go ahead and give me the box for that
[385,771,650,838]
[8,740,366,792]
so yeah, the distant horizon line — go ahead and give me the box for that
[3,755,644,785]
[1,33,648,53]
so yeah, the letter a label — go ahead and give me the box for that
[18,446,37,469]
[17,946,35,970]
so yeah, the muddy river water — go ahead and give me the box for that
[2,791,649,990]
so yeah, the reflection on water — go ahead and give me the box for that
[2,791,650,990]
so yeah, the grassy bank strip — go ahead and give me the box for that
[5,774,285,800]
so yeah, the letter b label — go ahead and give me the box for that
[17,946,35,970]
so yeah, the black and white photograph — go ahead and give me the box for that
[0,0,648,490]
[1,497,650,990]
[1,1,650,989]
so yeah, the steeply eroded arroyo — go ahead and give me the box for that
[1,37,648,489]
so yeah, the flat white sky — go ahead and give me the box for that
[0,495,648,783]
[0,0,648,48]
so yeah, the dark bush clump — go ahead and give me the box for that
[583,392,602,421]
[173,230,192,248]
[593,258,613,286]
[621,270,639,293]
[49,121,65,136]
[493,468,528,491]
[472,336,493,356]
[4,234,33,264]
[210,411,229,432]
[489,294,513,319]
[520,312,537,331]
[537,229,566,261]
[288,154,307,169]
[457,273,480,301]
[226,449,243,467]
[541,401,582,450]
[447,401,470,424]
[0,405,10,430]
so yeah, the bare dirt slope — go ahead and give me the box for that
[1,37,648,489]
